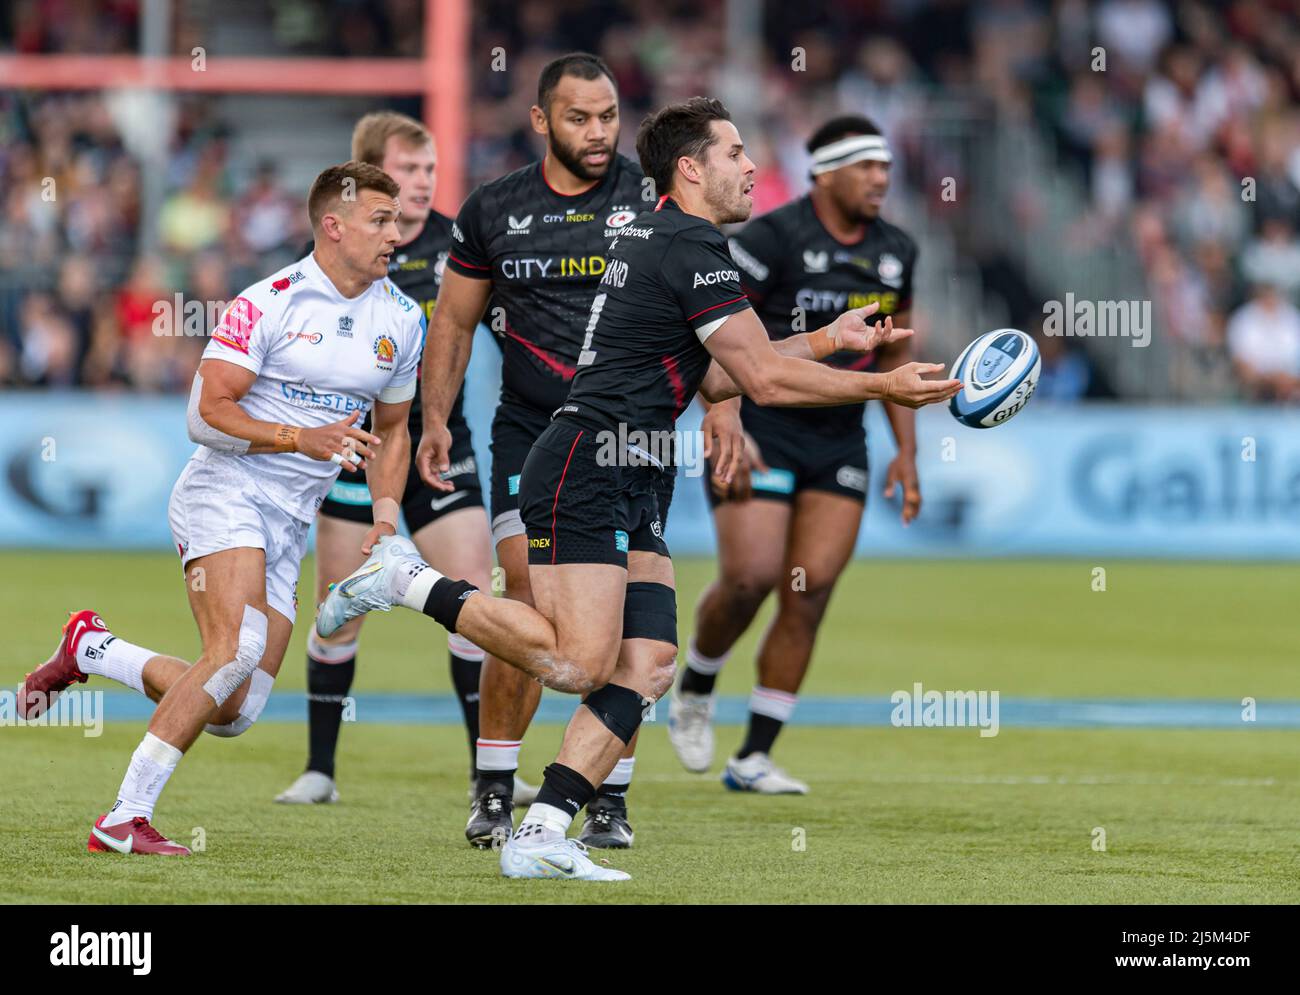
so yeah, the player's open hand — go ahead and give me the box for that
[884,452,922,525]
[883,362,963,409]
[297,410,380,470]
[718,430,769,501]
[830,302,914,354]
[415,421,455,492]
[701,401,748,492]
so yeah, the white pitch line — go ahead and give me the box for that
[633,773,1285,787]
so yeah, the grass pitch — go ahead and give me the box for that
[2,552,1297,903]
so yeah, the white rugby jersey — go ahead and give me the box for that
[192,252,425,522]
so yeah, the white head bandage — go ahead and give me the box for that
[810,134,892,175]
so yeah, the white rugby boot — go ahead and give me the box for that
[274,770,340,804]
[667,671,716,773]
[722,752,809,795]
[316,534,423,638]
[500,824,631,881]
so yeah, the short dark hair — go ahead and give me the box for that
[806,114,881,155]
[636,97,732,196]
[307,161,400,229]
[537,52,617,113]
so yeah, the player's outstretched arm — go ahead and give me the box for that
[703,308,961,409]
[699,302,905,401]
[775,301,911,360]
[361,397,413,552]
[190,358,381,461]
[416,270,491,490]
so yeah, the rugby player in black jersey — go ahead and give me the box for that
[274,112,514,806]
[403,55,739,849]
[668,115,922,793]
[316,96,959,880]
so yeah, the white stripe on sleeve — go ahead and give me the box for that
[695,311,736,344]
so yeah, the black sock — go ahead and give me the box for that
[475,738,517,793]
[680,667,718,695]
[449,650,482,770]
[306,653,355,778]
[737,712,782,759]
[421,577,478,631]
[476,769,516,795]
[534,762,596,821]
[596,778,630,802]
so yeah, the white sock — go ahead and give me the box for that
[78,634,152,695]
[476,738,521,775]
[448,633,485,662]
[685,638,728,679]
[391,557,441,611]
[306,631,358,663]
[518,802,572,840]
[750,685,798,723]
[102,732,183,827]
[602,756,636,788]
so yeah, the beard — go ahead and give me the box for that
[832,181,884,224]
[548,129,613,182]
[853,197,881,223]
[703,168,752,225]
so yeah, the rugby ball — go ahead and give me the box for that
[948,329,1040,429]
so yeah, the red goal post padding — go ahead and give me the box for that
[0,0,470,211]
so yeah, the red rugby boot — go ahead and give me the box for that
[87,816,191,856]
[19,610,106,719]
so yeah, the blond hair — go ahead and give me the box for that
[351,111,433,166]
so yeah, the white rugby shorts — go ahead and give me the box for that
[167,453,310,622]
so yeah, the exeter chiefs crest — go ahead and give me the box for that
[373,334,396,371]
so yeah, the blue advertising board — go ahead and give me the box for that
[3,375,1296,559]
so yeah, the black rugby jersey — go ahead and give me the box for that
[446,153,650,416]
[730,194,917,434]
[389,209,454,328]
[304,209,455,433]
[563,196,752,449]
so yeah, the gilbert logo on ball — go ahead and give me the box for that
[948,329,1040,428]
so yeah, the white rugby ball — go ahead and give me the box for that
[948,329,1040,429]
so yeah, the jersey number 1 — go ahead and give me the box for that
[576,292,606,367]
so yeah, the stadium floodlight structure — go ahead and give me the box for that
[0,0,470,236]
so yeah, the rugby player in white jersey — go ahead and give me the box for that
[18,161,425,854]
[273,112,536,811]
